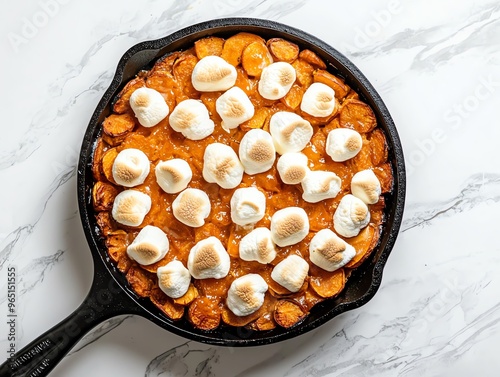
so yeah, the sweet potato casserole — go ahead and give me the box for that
[91,32,393,330]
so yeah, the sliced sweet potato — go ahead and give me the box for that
[117,253,132,274]
[274,300,305,328]
[313,70,349,99]
[299,49,326,69]
[101,148,118,183]
[303,286,325,311]
[309,267,346,298]
[221,305,264,327]
[194,36,225,59]
[126,265,154,297]
[113,76,145,114]
[173,284,199,306]
[222,32,265,67]
[373,163,394,193]
[194,277,232,298]
[267,38,299,63]
[173,53,199,99]
[150,286,185,320]
[345,89,359,101]
[345,224,380,268]
[92,181,119,211]
[241,41,273,77]
[96,212,114,236]
[268,279,308,298]
[369,129,388,166]
[105,230,128,263]
[103,113,136,137]
[346,136,371,171]
[280,84,304,110]
[240,107,273,131]
[148,51,182,78]
[248,312,276,331]
[188,297,221,330]
[92,138,106,181]
[340,99,377,133]
[101,133,127,147]
[292,59,314,88]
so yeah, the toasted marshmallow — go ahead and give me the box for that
[187,236,230,279]
[326,128,363,162]
[215,86,255,129]
[155,159,192,194]
[270,207,309,247]
[334,194,370,238]
[130,87,169,127]
[239,129,276,175]
[191,56,237,92]
[301,170,341,203]
[239,227,277,264]
[227,274,268,316]
[172,188,211,228]
[269,112,313,155]
[351,169,382,204]
[300,82,336,118]
[157,261,191,299]
[203,143,244,189]
[127,225,169,265]
[168,99,215,140]
[230,187,266,226]
[111,190,151,227]
[277,152,309,185]
[112,148,150,187]
[309,229,356,272]
[271,255,309,293]
[258,62,296,100]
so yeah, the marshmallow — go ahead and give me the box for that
[269,112,313,155]
[112,148,150,187]
[187,236,230,279]
[333,194,370,238]
[271,255,309,293]
[301,170,341,203]
[172,188,211,228]
[239,227,277,264]
[258,62,296,100]
[230,187,266,226]
[157,261,191,299]
[270,207,309,247]
[309,229,356,272]
[277,152,309,185]
[239,129,276,175]
[168,99,215,140]
[300,82,336,117]
[129,87,169,127]
[326,128,363,162]
[351,169,382,204]
[111,190,151,227]
[226,274,268,317]
[127,225,169,265]
[215,86,255,129]
[155,159,192,194]
[191,55,238,92]
[203,143,244,189]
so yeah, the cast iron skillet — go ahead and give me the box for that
[0,18,405,377]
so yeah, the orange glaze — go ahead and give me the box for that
[93,37,392,330]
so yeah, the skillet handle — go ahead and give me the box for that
[0,267,140,377]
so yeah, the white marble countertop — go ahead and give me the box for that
[1,0,499,376]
